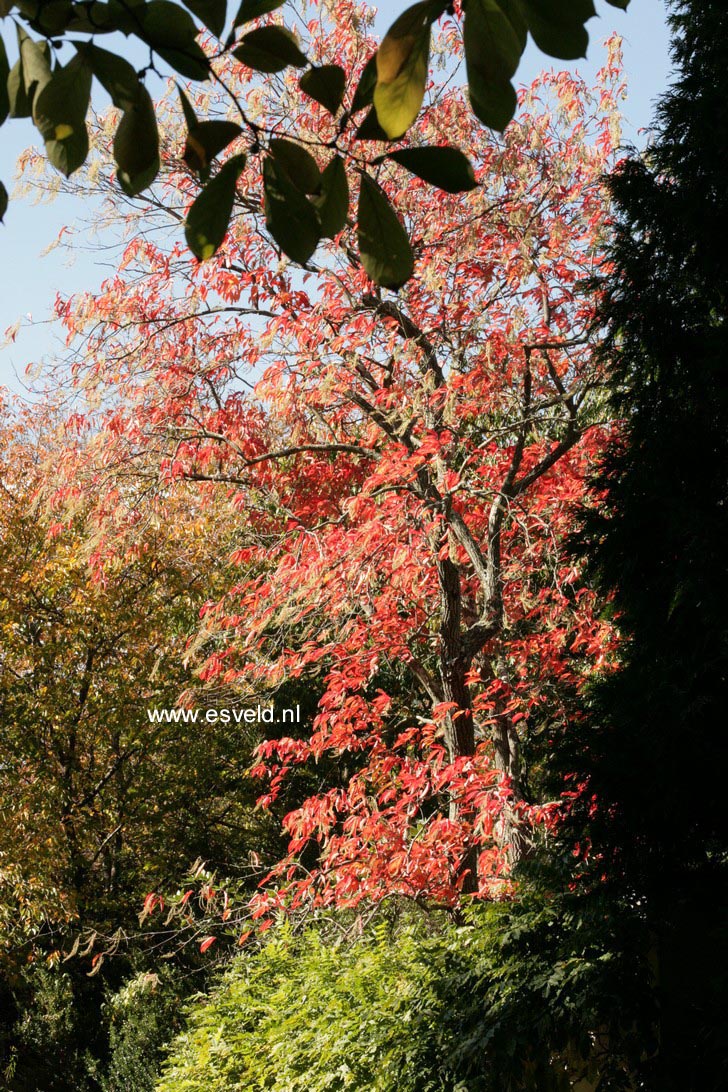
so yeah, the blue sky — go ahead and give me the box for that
[0,0,672,392]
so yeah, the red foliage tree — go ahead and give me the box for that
[39,9,625,916]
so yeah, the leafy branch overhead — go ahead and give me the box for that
[0,0,631,281]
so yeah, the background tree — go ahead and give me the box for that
[559,1,728,1087]
[0,395,290,1089]
[39,18,625,912]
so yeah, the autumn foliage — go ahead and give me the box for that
[19,5,626,922]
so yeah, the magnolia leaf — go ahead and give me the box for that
[312,154,349,239]
[181,0,227,37]
[140,1,211,78]
[357,172,413,289]
[7,61,32,118]
[75,0,132,33]
[263,155,321,264]
[18,28,52,104]
[178,84,199,131]
[351,53,377,114]
[33,54,92,176]
[0,180,7,223]
[156,42,210,80]
[185,153,246,259]
[232,0,285,26]
[75,43,141,111]
[373,1,431,140]
[354,107,389,142]
[23,0,74,35]
[0,37,9,125]
[380,147,477,194]
[521,0,596,61]
[233,26,307,72]
[114,86,161,196]
[300,64,346,116]
[185,120,243,174]
[141,0,199,46]
[464,0,526,132]
[270,138,321,193]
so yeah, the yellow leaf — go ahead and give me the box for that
[374,2,431,139]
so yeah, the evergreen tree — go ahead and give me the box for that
[570,2,728,1086]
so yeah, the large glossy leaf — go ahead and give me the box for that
[232,0,284,26]
[184,120,243,174]
[20,0,74,35]
[233,26,307,72]
[7,61,32,119]
[141,0,200,46]
[380,146,477,194]
[18,28,51,103]
[74,43,141,111]
[269,138,321,193]
[113,86,161,196]
[33,54,92,176]
[464,0,526,132]
[357,172,413,289]
[299,64,346,116]
[185,153,246,258]
[140,1,211,79]
[521,0,596,61]
[351,53,377,114]
[178,84,242,176]
[0,37,10,125]
[263,156,321,264]
[354,107,389,142]
[312,155,349,239]
[373,1,431,140]
[181,0,227,37]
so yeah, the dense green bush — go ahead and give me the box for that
[156,891,652,1092]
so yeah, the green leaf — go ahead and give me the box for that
[373,1,431,140]
[33,54,92,176]
[312,155,348,239]
[300,64,346,116]
[181,0,227,37]
[185,120,243,174]
[0,37,10,125]
[141,0,199,46]
[380,146,477,193]
[263,155,320,264]
[270,138,321,193]
[233,25,307,72]
[178,85,242,176]
[232,0,284,27]
[113,86,161,196]
[354,107,389,142]
[351,53,377,114]
[464,0,526,132]
[185,153,246,259]
[139,0,211,78]
[157,42,210,81]
[21,0,74,35]
[357,172,413,289]
[521,0,596,61]
[67,1,122,33]
[7,61,32,118]
[18,28,52,104]
[0,180,7,223]
[605,0,630,7]
[74,43,141,111]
